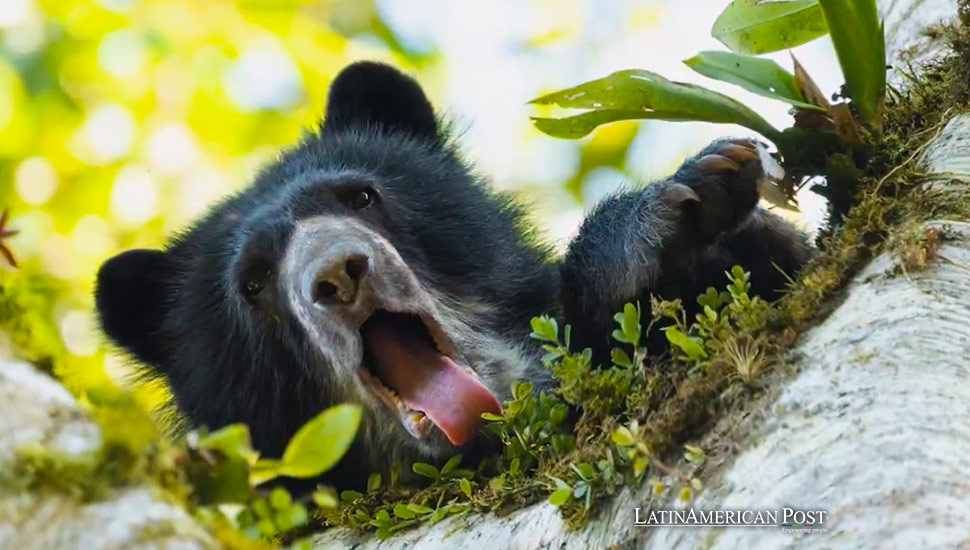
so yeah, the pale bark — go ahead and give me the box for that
[0,359,217,550]
[1,1,967,550]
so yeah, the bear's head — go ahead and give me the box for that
[95,62,556,480]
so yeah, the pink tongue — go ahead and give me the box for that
[364,320,501,446]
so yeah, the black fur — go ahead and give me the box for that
[95,61,811,485]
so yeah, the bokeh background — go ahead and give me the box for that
[0,0,842,412]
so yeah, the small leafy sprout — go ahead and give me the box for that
[664,326,709,361]
[611,420,651,480]
[548,477,573,507]
[182,404,361,543]
[251,403,362,484]
[236,487,309,539]
[723,336,770,386]
[683,444,706,466]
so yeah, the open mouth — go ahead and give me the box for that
[358,310,501,446]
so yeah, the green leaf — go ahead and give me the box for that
[441,454,462,475]
[620,303,640,345]
[513,381,534,401]
[412,462,440,479]
[278,404,361,479]
[284,503,308,529]
[613,347,635,367]
[459,477,473,499]
[407,503,434,515]
[611,329,632,345]
[312,487,338,508]
[509,457,520,476]
[818,0,886,129]
[548,487,572,507]
[611,426,635,446]
[393,503,415,519]
[249,458,283,485]
[529,316,559,342]
[481,412,505,421]
[572,462,595,481]
[269,487,291,510]
[367,472,382,492]
[684,51,822,111]
[340,490,364,503]
[664,327,709,360]
[712,0,828,55]
[531,70,779,140]
[196,424,258,463]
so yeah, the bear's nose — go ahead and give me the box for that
[309,251,370,306]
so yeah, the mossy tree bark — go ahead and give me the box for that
[2,1,967,549]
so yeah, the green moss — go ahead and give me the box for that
[0,268,65,378]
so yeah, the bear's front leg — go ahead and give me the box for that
[559,139,764,359]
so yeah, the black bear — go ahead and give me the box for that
[95,62,811,485]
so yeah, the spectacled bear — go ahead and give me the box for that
[95,62,811,486]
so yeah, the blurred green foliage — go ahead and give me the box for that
[0,0,435,410]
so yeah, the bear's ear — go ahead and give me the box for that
[323,61,438,139]
[95,249,174,371]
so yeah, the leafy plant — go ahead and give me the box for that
[711,0,828,55]
[184,404,361,544]
[532,0,888,207]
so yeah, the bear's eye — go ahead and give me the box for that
[350,189,374,210]
[241,267,272,300]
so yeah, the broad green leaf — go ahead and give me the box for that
[367,472,382,492]
[529,316,559,342]
[620,303,640,344]
[531,70,779,140]
[712,0,828,55]
[664,327,709,360]
[269,487,291,509]
[412,462,440,479]
[196,424,259,463]
[818,0,886,130]
[340,490,364,503]
[459,477,473,499]
[548,487,572,507]
[611,328,632,345]
[684,51,822,111]
[312,487,338,508]
[278,404,361,479]
[611,348,633,369]
[407,503,434,514]
[441,454,462,475]
[572,462,595,481]
[611,426,635,446]
[393,503,415,519]
[249,458,283,485]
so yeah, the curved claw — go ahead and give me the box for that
[663,183,701,207]
[718,144,759,163]
[696,154,740,173]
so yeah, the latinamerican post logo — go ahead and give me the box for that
[634,507,828,533]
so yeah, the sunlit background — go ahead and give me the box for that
[0,0,842,411]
